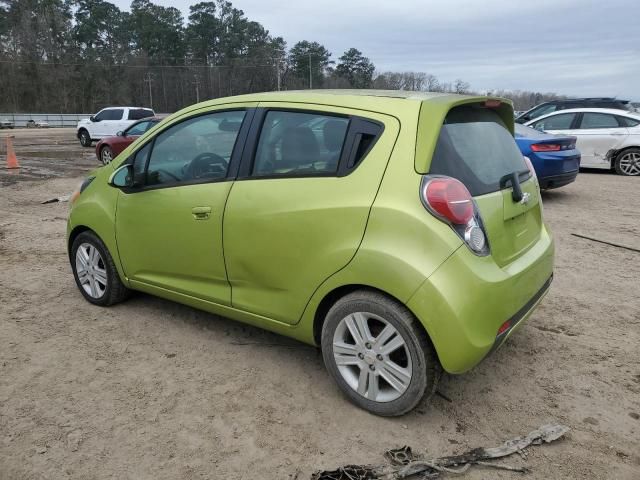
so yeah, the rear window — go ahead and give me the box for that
[429,106,527,196]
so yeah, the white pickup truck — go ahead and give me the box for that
[77,106,155,147]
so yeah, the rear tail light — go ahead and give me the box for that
[531,143,561,152]
[421,176,489,255]
[423,177,473,224]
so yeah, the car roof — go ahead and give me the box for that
[101,106,154,110]
[528,107,640,121]
[179,90,510,118]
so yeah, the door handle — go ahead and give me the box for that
[192,206,212,220]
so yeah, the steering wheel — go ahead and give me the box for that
[186,152,228,180]
[149,168,181,183]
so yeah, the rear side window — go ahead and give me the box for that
[429,106,527,196]
[252,111,349,177]
[128,108,154,120]
[579,113,619,129]
[618,116,640,127]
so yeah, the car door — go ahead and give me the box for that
[223,104,399,324]
[571,112,629,167]
[114,106,255,305]
[95,108,125,138]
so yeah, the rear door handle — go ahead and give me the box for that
[192,206,212,220]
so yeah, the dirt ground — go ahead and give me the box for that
[1,128,639,480]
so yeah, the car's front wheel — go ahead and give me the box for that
[71,231,130,306]
[614,148,640,176]
[100,145,113,165]
[79,129,92,147]
[321,290,441,416]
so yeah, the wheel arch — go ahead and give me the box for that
[67,225,92,258]
[312,284,440,366]
[609,145,640,168]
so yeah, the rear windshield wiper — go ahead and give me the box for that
[500,169,530,203]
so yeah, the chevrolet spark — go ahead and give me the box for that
[67,91,554,416]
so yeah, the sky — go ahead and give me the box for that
[112,0,640,99]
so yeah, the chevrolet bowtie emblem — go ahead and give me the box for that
[520,192,531,205]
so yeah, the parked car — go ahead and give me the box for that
[0,119,14,129]
[77,106,154,147]
[67,91,554,416]
[26,119,49,128]
[516,98,631,124]
[514,124,580,189]
[525,108,640,176]
[95,116,163,164]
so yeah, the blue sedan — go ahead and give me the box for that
[514,124,581,189]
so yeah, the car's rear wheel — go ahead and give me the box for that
[79,129,92,147]
[615,148,640,176]
[100,146,113,165]
[321,290,441,416]
[71,231,130,306]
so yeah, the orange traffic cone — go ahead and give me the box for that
[5,135,19,169]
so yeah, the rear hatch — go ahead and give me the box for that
[427,104,542,267]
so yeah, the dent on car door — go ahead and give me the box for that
[573,112,629,167]
[114,107,255,305]
[223,104,400,325]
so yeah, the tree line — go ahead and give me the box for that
[0,0,564,113]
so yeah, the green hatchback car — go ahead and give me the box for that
[67,90,554,416]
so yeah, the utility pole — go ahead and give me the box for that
[276,58,281,91]
[308,53,312,89]
[193,74,201,103]
[144,72,154,109]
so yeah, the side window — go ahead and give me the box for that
[128,108,154,120]
[93,109,108,121]
[145,110,245,186]
[103,109,124,121]
[529,104,556,119]
[579,113,619,129]
[126,121,150,136]
[618,116,640,128]
[253,111,349,177]
[533,113,576,131]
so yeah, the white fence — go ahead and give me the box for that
[0,113,91,128]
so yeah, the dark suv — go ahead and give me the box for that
[516,98,631,124]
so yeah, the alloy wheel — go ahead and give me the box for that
[101,147,112,164]
[618,152,640,176]
[332,312,412,402]
[75,242,108,299]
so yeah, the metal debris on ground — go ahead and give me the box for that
[311,424,569,480]
[42,194,70,204]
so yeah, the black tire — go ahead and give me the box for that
[70,231,130,306]
[321,290,441,416]
[100,145,113,165]
[614,148,640,176]
[79,129,92,147]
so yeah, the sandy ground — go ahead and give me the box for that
[1,129,639,479]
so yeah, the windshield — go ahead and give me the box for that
[429,106,527,196]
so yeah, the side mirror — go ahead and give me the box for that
[90,115,96,122]
[109,164,134,188]
[116,130,125,137]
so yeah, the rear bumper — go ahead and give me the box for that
[538,170,579,189]
[407,224,554,374]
